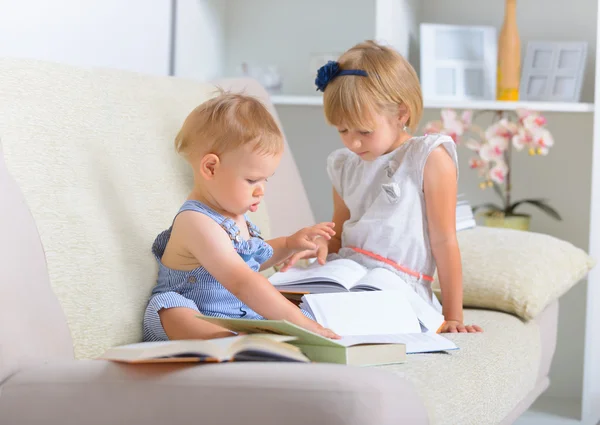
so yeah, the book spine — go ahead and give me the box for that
[292,344,348,364]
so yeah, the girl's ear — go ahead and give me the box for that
[199,153,220,180]
[398,105,410,129]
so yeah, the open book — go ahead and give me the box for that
[199,313,457,366]
[300,290,445,334]
[269,259,398,293]
[457,194,476,231]
[98,334,309,364]
[270,261,445,333]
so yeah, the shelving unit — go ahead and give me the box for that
[271,94,596,113]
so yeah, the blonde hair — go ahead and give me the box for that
[175,90,284,159]
[323,40,423,133]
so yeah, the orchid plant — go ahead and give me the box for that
[423,109,562,221]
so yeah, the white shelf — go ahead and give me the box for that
[425,99,595,113]
[271,95,324,106]
[271,95,595,113]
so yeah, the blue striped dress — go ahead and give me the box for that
[143,200,313,341]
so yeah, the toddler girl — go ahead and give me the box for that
[282,41,482,333]
[143,91,339,341]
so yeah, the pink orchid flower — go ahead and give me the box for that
[485,118,517,141]
[489,161,508,184]
[518,109,547,128]
[479,136,507,162]
[469,157,484,169]
[422,120,443,136]
[512,128,534,151]
[530,127,554,155]
[440,109,471,142]
[424,108,554,195]
[468,157,490,179]
[465,137,482,151]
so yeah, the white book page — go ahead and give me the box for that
[351,267,407,291]
[303,291,422,336]
[353,268,445,333]
[268,259,367,291]
[273,283,348,294]
[338,333,458,353]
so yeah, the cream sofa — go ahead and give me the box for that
[0,58,583,425]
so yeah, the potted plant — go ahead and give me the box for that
[422,109,561,230]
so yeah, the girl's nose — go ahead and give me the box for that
[348,138,361,149]
[253,184,264,197]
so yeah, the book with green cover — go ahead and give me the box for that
[197,316,407,366]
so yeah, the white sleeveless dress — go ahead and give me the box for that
[326,133,458,312]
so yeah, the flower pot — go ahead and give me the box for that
[483,213,530,231]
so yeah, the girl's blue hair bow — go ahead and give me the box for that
[315,61,368,92]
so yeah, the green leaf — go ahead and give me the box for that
[506,198,546,214]
[509,199,562,220]
[472,203,504,214]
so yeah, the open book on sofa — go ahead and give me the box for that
[269,259,399,293]
[199,315,457,366]
[300,290,445,334]
[269,260,446,333]
[99,334,309,363]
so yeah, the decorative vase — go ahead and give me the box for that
[496,0,521,101]
[483,213,530,231]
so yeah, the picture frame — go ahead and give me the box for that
[520,41,588,102]
[420,23,497,101]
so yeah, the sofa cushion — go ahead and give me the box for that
[0,140,74,383]
[0,361,428,425]
[379,304,556,425]
[433,226,595,320]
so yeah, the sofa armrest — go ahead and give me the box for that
[0,360,428,425]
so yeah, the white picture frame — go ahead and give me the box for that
[420,23,497,101]
[520,41,587,102]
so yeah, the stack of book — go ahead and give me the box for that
[456,194,476,232]
[99,271,459,367]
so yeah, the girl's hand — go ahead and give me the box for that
[315,326,341,339]
[279,237,329,272]
[285,222,335,253]
[306,322,341,339]
[439,320,483,333]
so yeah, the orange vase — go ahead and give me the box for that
[497,0,521,101]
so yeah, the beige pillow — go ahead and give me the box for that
[433,226,596,321]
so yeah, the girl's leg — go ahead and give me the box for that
[158,307,236,340]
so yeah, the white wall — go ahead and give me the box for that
[223,0,376,95]
[375,0,419,61]
[0,0,172,75]
[172,0,418,90]
[174,0,226,80]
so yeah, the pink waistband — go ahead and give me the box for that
[348,246,434,282]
